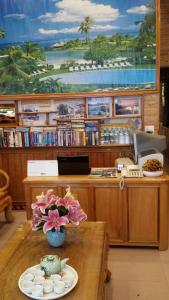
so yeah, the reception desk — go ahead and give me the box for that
[23,174,169,250]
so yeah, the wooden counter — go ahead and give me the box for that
[23,174,169,250]
[0,221,109,300]
[0,145,131,209]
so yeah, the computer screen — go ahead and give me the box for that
[132,131,166,163]
[57,155,90,175]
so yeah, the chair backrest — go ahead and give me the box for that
[0,169,9,192]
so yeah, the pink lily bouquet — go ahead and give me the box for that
[32,187,87,233]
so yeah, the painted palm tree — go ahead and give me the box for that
[0,46,29,79]
[78,16,94,63]
[112,33,123,47]
[78,16,93,45]
[46,78,63,93]
[134,0,155,50]
[23,41,44,60]
[32,77,63,93]
[0,28,5,39]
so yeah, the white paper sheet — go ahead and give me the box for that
[27,160,58,176]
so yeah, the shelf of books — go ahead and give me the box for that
[0,95,143,148]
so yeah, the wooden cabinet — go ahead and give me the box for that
[95,187,125,243]
[60,185,95,221]
[95,185,159,245]
[127,187,158,243]
[23,175,169,250]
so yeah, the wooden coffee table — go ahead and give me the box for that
[0,221,110,300]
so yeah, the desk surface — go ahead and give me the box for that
[23,173,169,184]
[0,222,107,300]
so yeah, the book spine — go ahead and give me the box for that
[0,129,4,147]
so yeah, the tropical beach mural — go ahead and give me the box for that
[0,0,157,95]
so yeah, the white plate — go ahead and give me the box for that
[143,170,163,177]
[18,264,78,300]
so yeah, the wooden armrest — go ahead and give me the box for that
[0,169,9,192]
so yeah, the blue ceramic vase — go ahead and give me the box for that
[46,229,66,247]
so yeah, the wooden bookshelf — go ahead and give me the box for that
[0,93,160,207]
[0,95,143,148]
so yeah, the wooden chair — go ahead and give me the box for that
[0,170,14,223]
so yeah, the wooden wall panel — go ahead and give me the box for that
[0,146,131,209]
[143,93,160,133]
[160,0,169,67]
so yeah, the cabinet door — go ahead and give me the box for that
[128,187,158,243]
[61,186,95,221]
[31,186,61,204]
[25,185,62,219]
[95,187,126,243]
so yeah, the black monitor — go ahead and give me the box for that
[132,131,166,163]
[57,155,91,175]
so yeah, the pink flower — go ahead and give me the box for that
[56,196,80,209]
[31,190,57,214]
[42,210,69,233]
[31,189,87,233]
[32,208,42,231]
[68,206,87,225]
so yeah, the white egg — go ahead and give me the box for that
[33,269,45,276]
[32,284,43,297]
[22,273,34,281]
[33,275,45,284]
[21,281,34,294]
[43,279,54,293]
[54,280,65,294]
[25,267,36,274]
[50,274,62,281]
[26,267,45,276]
[61,274,74,288]
[63,269,72,277]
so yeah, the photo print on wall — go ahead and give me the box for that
[0,0,157,95]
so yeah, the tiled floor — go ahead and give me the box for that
[0,210,27,250]
[105,246,169,300]
[1,211,169,299]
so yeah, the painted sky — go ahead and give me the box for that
[0,0,154,45]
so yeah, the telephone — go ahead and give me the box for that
[121,165,143,178]
[115,157,134,172]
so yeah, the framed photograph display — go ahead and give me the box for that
[18,100,51,113]
[87,97,112,118]
[100,117,142,129]
[19,113,47,126]
[114,96,142,116]
[0,103,16,124]
[50,99,85,120]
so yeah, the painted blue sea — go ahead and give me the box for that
[41,69,156,86]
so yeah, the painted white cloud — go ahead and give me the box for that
[92,25,118,31]
[38,24,117,36]
[38,27,79,35]
[127,5,153,15]
[4,13,25,19]
[123,24,141,31]
[39,0,119,23]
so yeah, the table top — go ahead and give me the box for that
[23,173,169,185]
[0,222,106,300]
